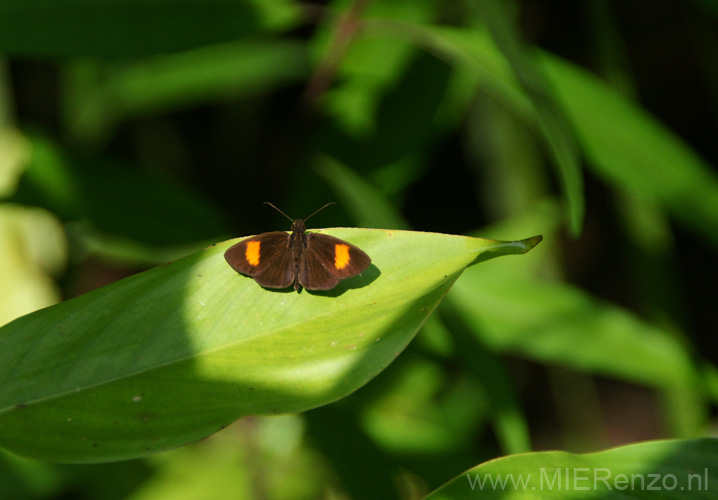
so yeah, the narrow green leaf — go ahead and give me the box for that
[0,229,540,463]
[363,21,583,236]
[11,135,231,246]
[318,0,441,140]
[368,21,718,246]
[426,438,718,499]
[320,52,452,170]
[473,0,583,236]
[446,316,531,455]
[64,40,310,141]
[542,54,718,248]
[315,156,410,230]
[0,0,300,58]
[451,264,700,390]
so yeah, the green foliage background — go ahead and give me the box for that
[1,0,718,498]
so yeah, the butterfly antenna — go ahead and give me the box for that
[263,202,294,222]
[303,202,335,222]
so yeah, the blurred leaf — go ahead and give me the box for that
[0,229,541,462]
[368,21,718,246]
[446,313,531,455]
[0,127,29,196]
[0,449,63,500]
[465,96,550,222]
[66,223,217,267]
[450,263,701,391]
[321,51,452,169]
[361,21,579,233]
[0,0,300,57]
[126,433,253,500]
[306,406,401,500]
[315,156,409,229]
[426,438,718,499]
[57,460,153,500]
[460,201,712,435]
[415,313,455,357]
[473,0,583,236]
[337,352,493,494]
[364,21,532,118]
[360,356,485,454]
[64,40,310,141]
[10,135,231,246]
[128,416,322,500]
[542,53,718,248]
[318,0,440,139]
[616,192,703,436]
[0,205,65,327]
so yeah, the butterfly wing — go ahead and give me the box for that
[299,233,371,290]
[224,232,294,289]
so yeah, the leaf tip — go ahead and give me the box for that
[522,234,543,251]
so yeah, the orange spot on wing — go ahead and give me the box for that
[246,241,261,266]
[335,244,350,269]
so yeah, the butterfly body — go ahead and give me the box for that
[225,214,371,292]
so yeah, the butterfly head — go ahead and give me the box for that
[291,219,306,233]
[264,201,334,235]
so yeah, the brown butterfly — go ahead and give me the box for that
[224,203,371,291]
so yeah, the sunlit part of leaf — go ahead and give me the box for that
[426,438,718,499]
[0,229,540,462]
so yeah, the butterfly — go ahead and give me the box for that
[224,203,371,291]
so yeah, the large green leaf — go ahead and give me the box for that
[426,438,718,499]
[0,229,540,463]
